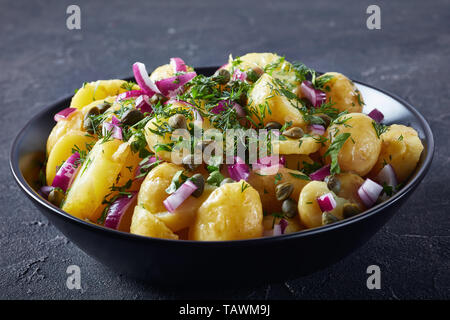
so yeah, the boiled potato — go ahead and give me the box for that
[137,162,210,232]
[190,181,263,241]
[70,79,138,109]
[334,173,366,210]
[150,63,194,82]
[46,130,96,186]
[321,113,381,176]
[284,154,315,171]
[369,124,423,183]
[130,206,178,240]
[62,139,130,221]
[298,181,348,228]
[315,72,363,113]
[248,167,309,214]
[273,135,321,155]
[248,73,306,129]
[46,110,84,155]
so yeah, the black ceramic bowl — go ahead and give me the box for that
[10,67,434,286]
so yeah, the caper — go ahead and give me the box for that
[182,154,199,171]
[342,203,362,218]
[48,188,65,207]
[322,212,339,225]
[282,127,304,139]
[220,178,235,186]
[264,121,283,131]
[121,109,145,126]
[275,182,294,201]
[189,174,205,198]
[168,114,187,129]
[318,114,332,128]
[246,67,263,83]
[325,175,341,194]
[83,107,100,134]
[97,101,112,114]
[149,93,168,105]
[212,69,230,85]
[281,199,297,218]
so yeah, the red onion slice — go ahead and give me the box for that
[279,219,288,234]
[252,155,285,171]
[227,156,250,182]
[211,100,246,119]
[309,124,325,135]
[163,180,198,213]
[170,57,188,73]
[317,192,337,212]
[272,224,282,236]
[38,186,54,199]
[133,62,161,95]
[300,80,327,107]
[51,152,80,192]
[368,108,384,123]
[155,72,196,97]
[117,90,145,101]
[232,69,247,81]
[376,164,398,189]
[309,165,331,181]
[135,95,152,114]
[134,156,157,179]
[102,115,123,140]
[357,178,383,207]
[54,108,77,122]
[104,192,137,230]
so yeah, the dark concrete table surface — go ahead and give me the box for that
[1,0,449,299]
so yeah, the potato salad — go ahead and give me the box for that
[40,53,424,241]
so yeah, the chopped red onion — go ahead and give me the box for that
[252,155,285,171]
[317,192,337,212]
[116,89,145,101]
[211,100,246,119]
[51,152,80,192]
[102,116,123,140]
[272,224,282,236]
[134,156,157,179]
[170,57,187,73]
[300,80,327,107]
[54,108,77,122]
[104,192,137,230]
[133,62,161,95]
[38,186,54,199]
[227,156,250,181]
[309,124,325,135]
[279,219,288,234]
[232,69,247,81]
[357,178,383,208]
[155,72,196,97]
[163,180,198,213]
[376,164,398,189]
[135,95,152,114]
[368,108,384,123]
[309,165,330,181]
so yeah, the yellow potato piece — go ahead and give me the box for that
[248,167,310,214]
[273,135,321,155]
[70,79,138,109]
[62,139,130,221]
[334,173,366,210]
[150,63,194,82]
[138,162,211,232]
[46,130,96,186]
[298,181,348,228]
[46,110,84,155]
[321,113,381,176]
[316,72,363,113]
[130,206,178,240]
[248,73,306,129]
[190,181,263,241]
[369,124,423,183]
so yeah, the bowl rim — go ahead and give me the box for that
[9,67,435,247]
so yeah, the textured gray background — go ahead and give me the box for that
[1,0,449,299]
